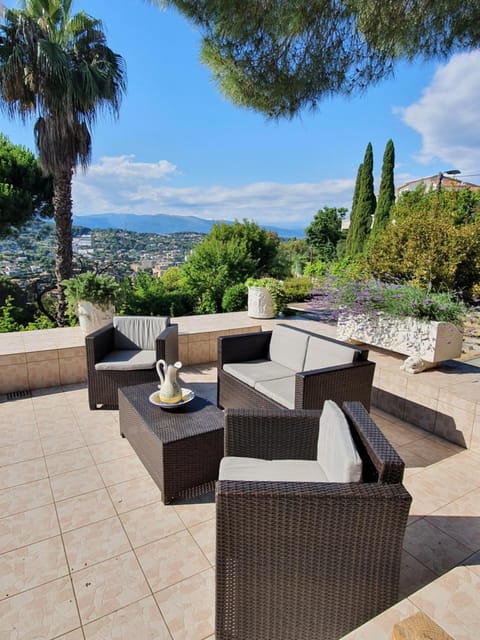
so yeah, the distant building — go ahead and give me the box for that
[396,174,480,198]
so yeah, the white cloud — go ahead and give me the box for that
[398,51,480,176]
[73,157,355,226]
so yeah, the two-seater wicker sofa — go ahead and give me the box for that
[215,401,412,640]
[217,323,376,411]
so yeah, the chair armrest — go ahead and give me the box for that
[85,323,115,365]
[343,401,406,483]
[295,359,376,411]
[218,331,272,366]
[155,323,178,363]
[224,408,320,459]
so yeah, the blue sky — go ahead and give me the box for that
[1,0,480,229]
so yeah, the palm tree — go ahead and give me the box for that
[0,0,126,325]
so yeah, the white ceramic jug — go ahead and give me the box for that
[156,359,183,403]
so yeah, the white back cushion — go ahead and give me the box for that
[269,324,309,372]
[114,316,169,350]
[317,400,362,482]
[304,335,360,371]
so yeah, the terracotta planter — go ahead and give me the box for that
[337,311,463,369]
[77,300,114,335]
[247,286,275,319]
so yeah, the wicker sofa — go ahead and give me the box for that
[85,315,178,409]
[216,401,412,640]
[217,323,375,411]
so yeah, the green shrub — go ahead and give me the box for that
[283,276,314,302]
[62,271,119,314]
[222,283,248,312]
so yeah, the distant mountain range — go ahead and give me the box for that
[72,213,305,238]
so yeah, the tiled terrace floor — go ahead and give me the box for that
[1,365,480,638]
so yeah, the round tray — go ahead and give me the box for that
[149,388,195,409]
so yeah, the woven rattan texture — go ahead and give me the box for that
[215,403,412,640]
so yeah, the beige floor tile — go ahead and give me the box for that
[50,465,104,501]
[0,456,47,490]
[155,568,215,640]
[107,475,162,514]
[72,551,150,625]
[33,405,76,423]
[56,629,85,640]
[79,424,122,446]
[174,501,216,528]
[340,599,420,639]
[0,575,80,640]
[83,596,171,640]
[97,453,149,486]
[0,438,43,467]
[88,437,134,464]
[45,445,95,477]
[189,519,216,565]
[136,529,211,591]
[0,503,60,554]
[398,550,438,600]
[120,501,185,548]
[403,518,472,576]
[63,516,131,572]
[409,566,480,640]
[426,488,480,551]
[0,421,39,448]
[0,477,52,517]
[56,488,117,532]
[0,535,68,600]
[403,467,472,516]
[40,430,87,456]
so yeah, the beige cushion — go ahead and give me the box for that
[223,360,295,387]
[95,349,157,371]
[113,316,169,350]
[304,335,360,371]
[219,456,328,483]
[269,324,309,372]
[254,376,296,409]
[317,400,362,482]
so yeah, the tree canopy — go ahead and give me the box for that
[305,206,346,262]
[346,142,375,255]
[157,0,480,117]
[0,133,52,236]
[0,0,126,325]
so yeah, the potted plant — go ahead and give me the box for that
[309,277,466,370]
[62,271,120,334]
[246,277,286,319]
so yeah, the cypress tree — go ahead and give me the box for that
[346,162,363,254]
[348,142,376,255]
[373,139,395,233]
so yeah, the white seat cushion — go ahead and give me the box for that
[219,456,328,483]
[95,349,157,371]
[254,376,296,409]
[304,335,360,371]
[223,360,295,387]
[317,400,362,482]
[269,324,309,372]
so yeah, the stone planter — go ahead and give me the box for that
[247,286,275,319]
[337,312,463,372]
[77,301,114,335]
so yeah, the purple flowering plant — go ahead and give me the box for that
[309,276,466,326]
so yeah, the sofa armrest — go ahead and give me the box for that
[155,323,178,363]
[218,331,272,366]
[85,323,115,367]
[224,408,320,459]
[295,359,376,411]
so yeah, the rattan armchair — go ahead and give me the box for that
[216,402,412,640]
[85,315,178,409]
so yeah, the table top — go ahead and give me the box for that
[118,381,223,444]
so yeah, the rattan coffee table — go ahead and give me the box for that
[119,381,224,503]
